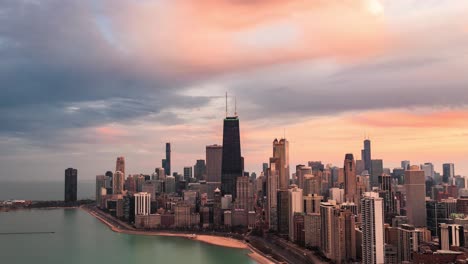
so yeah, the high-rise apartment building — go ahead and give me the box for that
[405,165,427,227]
[206,144,222,182]
[65,168,78,202]
[221,116,242,199]
[134,192,151,216]
[113,171,124,195]
[361,192,384,264]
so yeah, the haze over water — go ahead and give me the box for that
[0,209,255,264]
[0,181,95,200]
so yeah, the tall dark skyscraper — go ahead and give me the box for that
[361,139,372,174]
[65,168,78,202]
[221,116,242,200]
[165,143,171,176]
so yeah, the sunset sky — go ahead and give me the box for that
[1,0,467,181]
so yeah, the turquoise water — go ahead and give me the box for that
[0,209,255,264]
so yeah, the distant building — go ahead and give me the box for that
[362,139,372,169]
[155,167,166,181]
[96,175,107,205]
[405,165,427,227]
[165,176,176,194]
[206,144,222,182]
[113,171,124,195]
[194,159,206,181]
[401,160,410,171]
[165,142,171,175]
[116,157,125,176]
[64,168,78,202]
[183,167,192,181]
[371,160,383,188]
[443,163,455,184]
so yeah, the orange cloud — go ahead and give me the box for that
[108,0,388,73]
[351,110,468,128]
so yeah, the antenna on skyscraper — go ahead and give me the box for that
[234,96,237,116]
[225,92,228,117]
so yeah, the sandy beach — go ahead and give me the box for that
[82,207,276,264]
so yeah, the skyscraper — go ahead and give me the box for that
[421,162,434,178]
[221,116,242,199]
[165,143,171,176]
[361,192,384,264]
[362,139,372,174]
[267,158,279,231]
[288,185,303,241]
[155,167,166,181]
[405,165,427,227]
[370,159,383,188]
[273,138,290,190]
[116,157,125,176]
[344,154,357,203]
[401,160,410,170]
[236,175,250,210]
[194,159,206,181]
[134,192,151,216]
[183,166,192,181]
[442,163,455,183]
[113,171,124,195]
[64,168,77,202]
[206,144,223,182]
[95,175,107,206]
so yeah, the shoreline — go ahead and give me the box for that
[82,206,275,264]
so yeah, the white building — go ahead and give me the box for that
[361,192,384,264]
[134,192,151,216]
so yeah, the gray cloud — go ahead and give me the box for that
[0,0,210,141]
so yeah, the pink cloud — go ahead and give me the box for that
[106,0,389,73]
[351,110,468,128]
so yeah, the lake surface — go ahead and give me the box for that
[0,209,255,264]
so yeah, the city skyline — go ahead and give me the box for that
[1,0,468,181]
